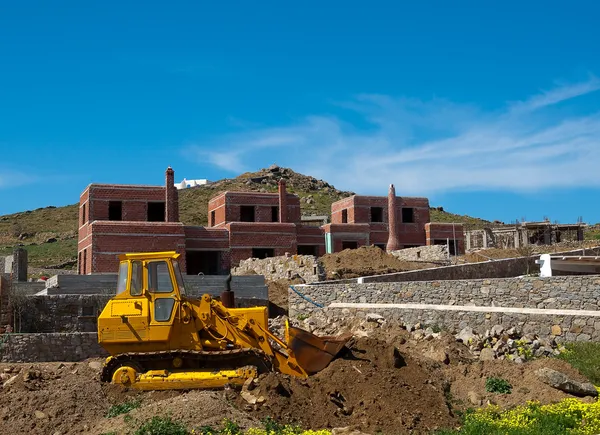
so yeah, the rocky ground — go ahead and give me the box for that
[1,318,597,435]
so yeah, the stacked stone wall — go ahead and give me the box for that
[0,332,107,362]
[289,275,600,342]
[233,254,325,283]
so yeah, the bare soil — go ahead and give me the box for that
[267,277,306,317]
[0,331,595,435]
[319,246,439,280]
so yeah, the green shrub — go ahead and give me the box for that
[135,415,188,435]
[485,377,512,394]
[106,399,141,418]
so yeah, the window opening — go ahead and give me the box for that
[108,201,122,221]
[252,248,274,259]
[240,206,255,222]
[271,206,279,222]
[341,209,348,223]
[371,207,383,222]
[342,241,358,250]
[147,201,166,222]
[402,208,415,223]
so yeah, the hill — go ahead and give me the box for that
[0,166,493,271]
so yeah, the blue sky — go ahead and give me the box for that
[1,1,600,224]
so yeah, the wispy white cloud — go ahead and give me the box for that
[509,76,600,113]
[0,168,37,189]
[188,78,600,196]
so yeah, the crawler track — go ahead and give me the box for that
[100,348,272,383]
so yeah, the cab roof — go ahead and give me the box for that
[118,251,181,261]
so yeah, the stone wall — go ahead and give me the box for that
[288,275,600,342]
[0,332,108,362]
[233,254,325,283]
[16,294,111,333]
[390,245,449,262]
[321,247,600,284]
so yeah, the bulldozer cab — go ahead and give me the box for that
[116,252,186,299]
[99,252,187,347]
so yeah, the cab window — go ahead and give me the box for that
[148,261,174,293]
[117,262,129,294]
[154,298,175,322]
[130,260,143,296]
[172,260,186,296]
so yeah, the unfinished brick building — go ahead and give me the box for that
[78,168,464,275]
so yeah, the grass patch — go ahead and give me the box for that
[106,399,141,418]
[134,415,188,435]
[194,418,331,435]
[485,377,512,394]
[557,342,600,385]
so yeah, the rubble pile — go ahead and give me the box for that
[453,325,564,363]
[273,312,566,364]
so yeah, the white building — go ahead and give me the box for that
[175,178,211,189]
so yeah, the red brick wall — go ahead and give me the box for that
[184,226,230,250]
[209,192,302,226]
[331,197,355,224]
[296,225,326,255]
[89,222,186,273]
[425,223,465,254]
[88,185,166,222]
[227,222,298,267]
[207,194,227,227]
[78,187,92,274]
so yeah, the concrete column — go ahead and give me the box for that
[514,229,520,249]
[482,230,487,248]
[386,184,401,252]
[465,231,471,251]
[165,167,179,222]
[278,179,287,223]
[13,247,27,282]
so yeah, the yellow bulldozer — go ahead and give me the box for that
[97,251,351,390]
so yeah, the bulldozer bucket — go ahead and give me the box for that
[285,320,352,374]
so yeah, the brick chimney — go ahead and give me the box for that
[165,167,179,222]
[386,184,400,252]
[278,179,287,223]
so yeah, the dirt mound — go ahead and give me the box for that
[0,360,153,434]
[319,246,438,279]
[238,336,457,434]
[92,390,259,434]
[0,360,258,435]
[446,357,594,411]
[267,277,305,317]
[0,332,597,435]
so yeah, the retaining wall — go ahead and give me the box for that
[0,332,108,362]
[319,247,600,284]
[289,275,600,342]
